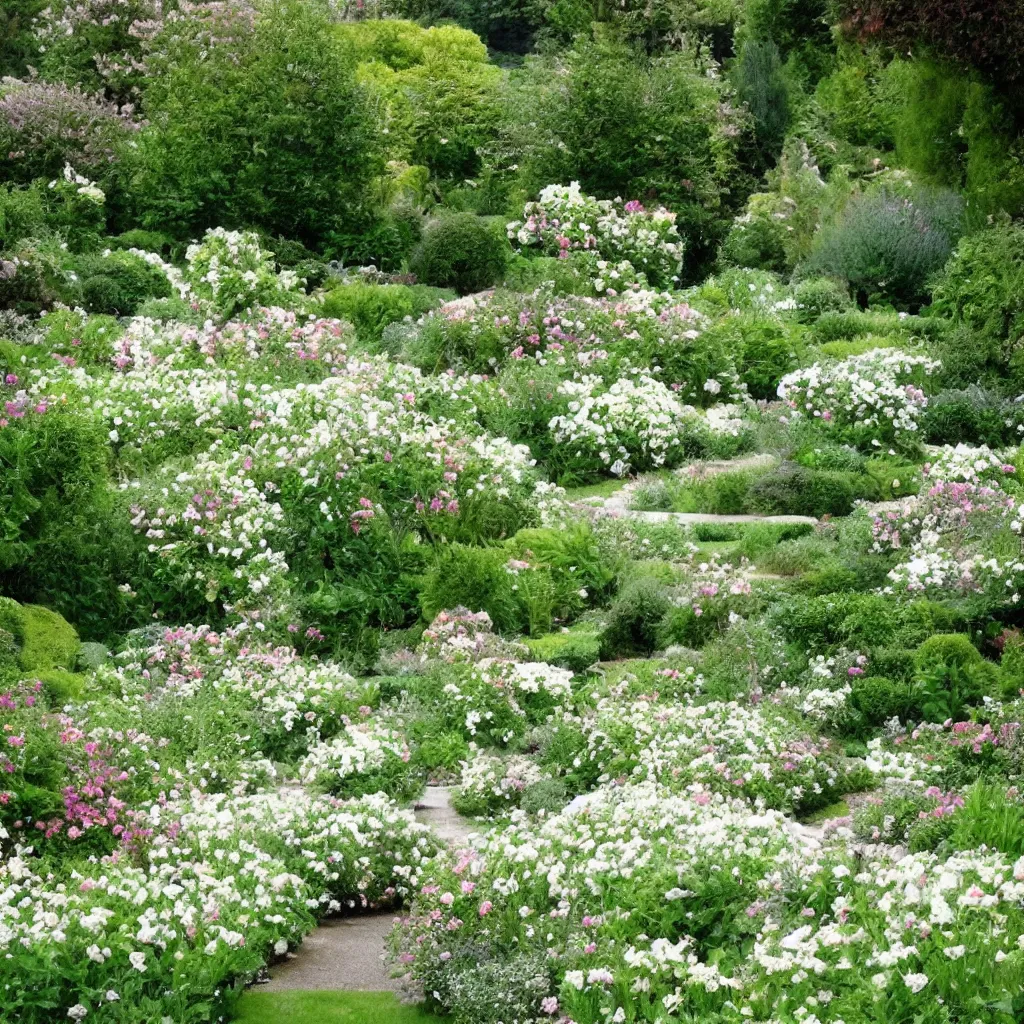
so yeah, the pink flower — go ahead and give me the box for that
[478,901,493,916]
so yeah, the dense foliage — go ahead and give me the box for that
[6,2,1024,1024]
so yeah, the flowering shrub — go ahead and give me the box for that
[452,749,547,816]
[507,182,685,289]
[0,76,140,182]
[595,697,865,811]
[416,608,528,665]
[183,228,304,319]
[3,788,439,1023]
[127,452,290,615]
[395,777,1024,1024]
[549,373,702,478]
[923,442,1020,488]
[778,349,939,448]
[298,720,417,799]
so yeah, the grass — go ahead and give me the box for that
[562,477,631,501]
[233,991,442,1024]
[799,799,850,824]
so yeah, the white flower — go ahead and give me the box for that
[129,951,147,972]
[903,972,929,993]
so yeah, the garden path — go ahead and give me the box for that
[258,787,474,993]
[582,454,817,525]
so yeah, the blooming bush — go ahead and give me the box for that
[3,788,439,1023]
[548,373,702,478]
[508,182,685,289]
[298,720,417,799]
[778,349,939,448]
[183,228,305,319]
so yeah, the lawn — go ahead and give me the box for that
[233,991,441,1024]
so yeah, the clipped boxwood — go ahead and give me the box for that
[409,213,510,295]
[525,631,601,674]
[0,597,80,672]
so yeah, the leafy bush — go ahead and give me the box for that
[908,633,1000,722]
[733,37,789,158]
[524,630,601,674]
[600,577,670,658]
[921,387,1016,447]
[419,545,542,635]
[126,0,379,248]
[0,598,80,673]
[339,19,501,180]
[72,250,172,315]
[0,78,139,184]
[802,186,963,307]
[409,214,510,294]
[508,38,746,278]
[929,221,1024,375]
[792,276,854,322]
[321,282,454,347]
[849,674,919,727]
[719,193,791,273]
[745,463,878,517]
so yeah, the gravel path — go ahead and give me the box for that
[414,785,478,846]
[583,454,815,526]
[258,787,473,994]
[259,913,401,992]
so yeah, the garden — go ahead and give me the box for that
[4,1,1024,1022]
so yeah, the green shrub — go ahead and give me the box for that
[792,277,854,322]
[35,668,86,706]
[733,37,789,158]
[921,387,1012,446]
[0,599,80,672]
[75,641,109,671]
[849,675,919,727]
[744,463,878,517]
[600,577,670,659]
[671,467,770,515]
[321,282,454,347]
[913,633,999,722]
[509,38,745,278]
[929,221,1024,375]
[414,729,469,776]
[419,544,543,634]
[719,198,790,273]
[108,230,174,256]
[339,20,501,181]
[525,631,601,674]
[802,186,963,307]
[948,782,1024,858]
[519,777,569,816]
[409,214,510,295]
[125,0,379,248]
[79,275,124,315]
[701,313,805,400]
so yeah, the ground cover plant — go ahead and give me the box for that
[6,1,1024,1022]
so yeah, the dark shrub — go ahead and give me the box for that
[802,187,962,307]
[409,214,510,295]
[600,577,670,659]
[73,250,171,315]
[850,675,920,727]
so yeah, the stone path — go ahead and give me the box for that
[259,913,401,992]
[414,785,478,846]
[258,787,473,994]
[578,454,820,527]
